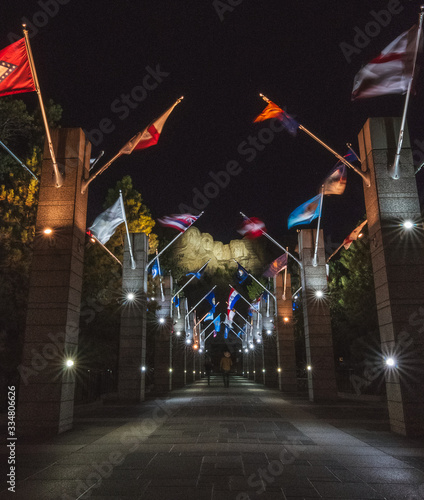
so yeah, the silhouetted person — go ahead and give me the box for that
[205,355,213,386]
[220,351,232,388]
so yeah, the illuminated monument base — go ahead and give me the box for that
[359,117,424,437]
[17,128,90,435]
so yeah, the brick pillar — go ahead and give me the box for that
[118,233,148,402]
[358,117,424,436]
[299,229,338,401]
[154,275,173,394]
[17,128,90,435]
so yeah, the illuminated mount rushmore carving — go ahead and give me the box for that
[171,227,267,273]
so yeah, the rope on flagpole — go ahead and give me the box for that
[119,190,136,269]
[389,6,424,179]
[259,94,371,187]
[0,139,38,181]
[312,186,324,267]
[23,25,63,188]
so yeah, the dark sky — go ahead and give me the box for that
[2,1,424,247]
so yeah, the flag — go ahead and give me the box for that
[0,38,36,97]
[263,291,268,303]
[227,288,240,313]
[118,99,182,154]
[157,213,200,232]
[173,296,180,308]
[204,310,214,321]
[238,217,266,239]
[263,253,288,278]
[322,163,347,196]
[249,296,261,316]
[186,261,209,280]
[151,259,162,278]
[206,291,216,313]
[288,194,322,229]
[343,220,368,250]
[88,197,125,244]
[227,308,236,325]
[213,315,221,333]
[254,101,299,136]
[224,324,229,339]
[236,263,249,284]
[352,25,421,100]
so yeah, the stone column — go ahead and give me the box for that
[358,117,424,436]
[118,233,148,402]
[17,128,90,435]
[275,273,297,392]
[153,275,173,394]
[299,229,338,401]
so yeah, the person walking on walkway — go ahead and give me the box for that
[220,351,232,388]
[205,355,213,386]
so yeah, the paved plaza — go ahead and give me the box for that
[2,375,424,499]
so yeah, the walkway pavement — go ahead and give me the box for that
[1,375,424,499]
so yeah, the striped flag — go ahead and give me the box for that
[157,213,200,232]
[0,38,35,97]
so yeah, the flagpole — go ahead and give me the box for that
[90,234,123,267]
[326,242,344,262]
[259,94,370,187]
[81,97,184,194]
[283,250,288,300]
[227,284,263,325]
[234,309,250,326]
[186,285,217,320]
[312,186,324,267]
[0,139,39,181]
[171,259,210,309]
[119,190,136,269]
[205,314,221,341]
[146,212,204,272]
[240,211,302,267]
[390,6,424,180]
[22,25,63,188]
[155,249,165,302]
[233,259,277,315]
[195,302,220,327]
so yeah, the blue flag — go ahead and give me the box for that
[206,291,216,313]
[263,291,268,303]
[204,310,214,321]
[224,324,229,339]
[151,259,161,278]
[236,263,249,284]
[186,261,209,280]
[288,194,322,229]
[173,296,180,308]
[213,315,221,332]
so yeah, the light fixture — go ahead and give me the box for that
[193,343,199,350]
[159,317,165,324]
[65,359,74,368]
[402,220,414,229]
[176,331,181,336]
[386,357,396,367]
[141,366,146,372]
[169,368,173,373]
[315,290,324,298]
[43,227,53,235]
[283,317,289,323]
[186,338,191,345]
[127,292,135,301]
[266,330,272,334]
[307,365,312,371]
[277,368,281,373]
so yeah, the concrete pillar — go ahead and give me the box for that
[263,329,278,388]
[153,275,173,394]
[172,334,185,388]
[299,229,338,401]
[17,128,90,435]
[118,233,148,402]
[358,117,424,436]
[275,273,297,392]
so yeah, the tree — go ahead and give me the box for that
[328,225,380,367]
[0,97,62,375]
[79,176,158,372]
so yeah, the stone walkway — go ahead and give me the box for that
[1,375,424,499]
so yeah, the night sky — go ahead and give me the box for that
[2,0,424,246]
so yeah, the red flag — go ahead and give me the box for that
[0,38,36,97]
[352,25,421,100]
[119,98,182,155]
[343,220,367,250]
[238,217,266,239]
